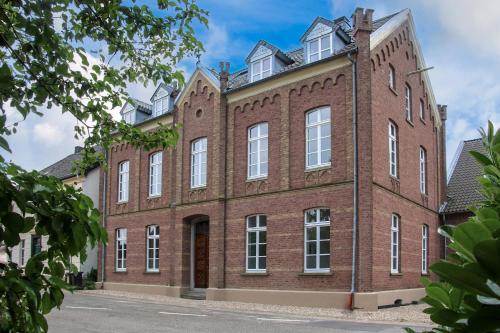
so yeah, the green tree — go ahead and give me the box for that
[407,121,500,333]
[0,0,207,331]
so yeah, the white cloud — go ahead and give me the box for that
[33,122,66,146]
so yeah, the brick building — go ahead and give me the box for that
[98,8,447,310]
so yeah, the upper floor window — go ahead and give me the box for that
[389,121,398,178]
[116,228,127,272]
[149,152,162,197]
[118,161,129,202]
[308,34,332,62]
[422,224,428,274]
[248,123,268,179]
[146,225,160,272]
[19,239,25,266]
[191,137,207,188]
[419,99,425,121]
[154,96,169,117]
[405,84,412,122]
[251,56,272,82]
[123,111,134,124]
[31,235,42,256]
[306,107,331,169]
[304,208,330,272]
[246,215,267,272]
[389,65,395,90]
[391,214,400,274]
[419,147,427,194]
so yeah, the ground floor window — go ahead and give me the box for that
[246,215,267,272]
[304,208,330,272]
[146,225,160,272]
[422,224,428,274]
[116,228,127,271]
[391,214,400,273]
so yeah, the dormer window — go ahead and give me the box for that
[308,34,332,62]
[251,56,272,82]
[153,96,169,117]
[123,111,134,124]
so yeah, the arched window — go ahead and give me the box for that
[191,137,207,188]
[149,152,162,197]
[118,161,129,202]
[305,107,331,169]
[246,215,267,272]
[304,208,330,272]
[389,64,396,90]
[248,123,268,179]
[405,84,412,122]
[146,225,160,272]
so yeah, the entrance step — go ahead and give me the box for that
[181,289,206,300]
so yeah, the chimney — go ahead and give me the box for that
[219,62,230,91]
[74,146,84,154]
[352,8,374,34]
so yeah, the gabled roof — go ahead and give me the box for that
[150,83,174,103]
[245,40,294,65]
[174,65,220,106]
[300,17,337,43]
[41,147,102,181]
[444,139,486,214]
[120,98,152,115]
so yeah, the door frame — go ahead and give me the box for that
[190,217,209,290]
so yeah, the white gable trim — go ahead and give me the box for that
[305,22,333,42]
[371,9,441,127]
[250,45,273,62]
[174,67,220,107]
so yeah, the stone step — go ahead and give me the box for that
[181,289,206,300]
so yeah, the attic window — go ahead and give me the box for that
[123,111,133,124]
[308,34,332,63]
[251,56,272,82]
[154,96,169,117]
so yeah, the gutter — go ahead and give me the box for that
[347,51,359,310]
[100,149,108,287]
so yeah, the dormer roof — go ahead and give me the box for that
[150,83,174,103]
[120,98,152,115]
[300,16,351,44]
[245,40,293,65]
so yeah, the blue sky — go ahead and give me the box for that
[5,0,500,172]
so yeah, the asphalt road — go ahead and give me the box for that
[46,292,427,333]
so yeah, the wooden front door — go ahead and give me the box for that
[194,221,209,288]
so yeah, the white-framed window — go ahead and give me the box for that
[146,225,160,272]
[246,215,267,272]
[123,111,134,124]
[304,208,330,272]
[19,239,25,266]
[149,152,162,197]
[116,228,127,272]
[251,56,272,82]
[422,224,428,274]
[405,84,412,122]
[154,96,169,117]
[419,99,425,120]
[191,137,207,188]
[389,121,398,178]
[118,161,129,202]
[389,65,395,90]
[306,107,331,169]
[391,214,400,274]
[307,34,332,63]
[419,147,427,194]
[248,123,268,179]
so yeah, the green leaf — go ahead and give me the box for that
[0,136,11,153]
[470,151,492,166]
[431,262,494,297]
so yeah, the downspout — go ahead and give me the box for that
[348,51,358,310]
[100,149,108,287]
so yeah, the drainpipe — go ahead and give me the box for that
[348,51,358,310]
[100,149,108,287]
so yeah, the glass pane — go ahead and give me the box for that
[248,244,256,256]
[248,215,257,228]
[248,230,256,242]
[319,255,330,269]
[308,153,318,167]
[250,141,258,154]
[148,259,153,268]
[249,165,257,176]
[320,209,330,222]
[392,258,397,270]
[309,39,319,53]
[307,127,318,140]
[321,49,330,59]
[259,230,267,243]
[248,257,256,270]
[321,137,331,151]
[262,57,271,71]
[306,228,317,241]
[259,244,266,256]
[249,126,258,139]
[307,110,318,124]
[306,255,316,269]
[320,108,330,121]
[307,140,317,153]
[305,210,317,223]
[321,35,330,50]
[259,216,267,228]
[320,226,330,239]
[321,124,331,137]
[321,150,331,164]
[250,152,257,164]
[260,162,268,175]
[259,257,266,270]
[261,123,268,136]
[155,258,159,269]
[306,241,317,254]
[320,240,330,254]
[252,61,261,73]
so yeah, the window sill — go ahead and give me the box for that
[389,86,398,96]
[305,164,331,172]
[117,201,128,204]
[246,176,268,182]
[299,271,332,276]
[421,273,429,276]
[114,270,127,273]
[389,175,400,182]
[419,118,426,125]
[405,119,414,127]
[390,272,403,277]
[190,185,207,190]
[144,270,160,274]
[241,272,269,276]
[147,195,162,200]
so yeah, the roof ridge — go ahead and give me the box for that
[463,138,482,143]
[373,9,406,24]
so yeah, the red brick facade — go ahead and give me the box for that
[99,9,446,299]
